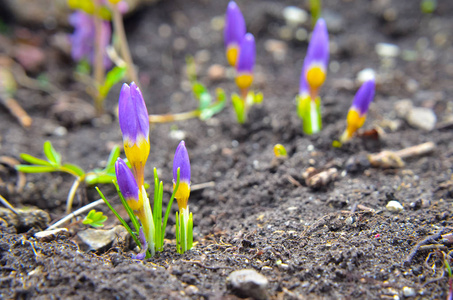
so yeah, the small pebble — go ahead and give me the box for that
[207,64,225,81]
[169,130,186,140]
[406,107,436,131]
[78,226,128,251]
[386,200,404,213]
[356,68,376,84]
[402,286,416,297]
[375,43,400,58]
[227,269,269,300]
[282,6,308,27]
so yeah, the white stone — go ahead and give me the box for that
[357,68,376,84]
[402,286,416,297]
[282,6,308,27]
[375,43,400,58]
[386,200,404,213]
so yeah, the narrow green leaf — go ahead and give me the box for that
[99,66,127,98]
[96,187,141,247]
[19,154,52,166]
[231,93,246,124]
[15,165,57,173]
[43,141,61,166]
[105,146,120,169]
[62,163,85,177]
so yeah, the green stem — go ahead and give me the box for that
[93,0,105,115]
[110,2,138,83]
[161,168,180,246]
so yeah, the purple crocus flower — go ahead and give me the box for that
[341,79,376,142]
[173,141,191,210]
[224,1,246,67]
[351,79,375,116]
[299,18,329,99]
[235,33,255,91]
[118,82,150,187]
[69,11,112,69]
[115,158,142,211]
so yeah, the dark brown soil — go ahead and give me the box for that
[1,0,453,299]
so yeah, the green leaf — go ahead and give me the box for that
[19,154,52,166]
[199,88,226,120]
[15,165,57,173]
[43,141,61,166]
[192,82,211,110]
[82,209,108,228]
[62,163,85,177]
[231,93,246,124]
[99,66,127,98]
[105,146,120,170]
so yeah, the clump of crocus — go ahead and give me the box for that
[340,79,376,143]
[224,1,263,124]
[97,81,186,258]
[173,141,193,254]
[224,1,246,67]
[296,18,329,135]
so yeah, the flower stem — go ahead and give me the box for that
[110,2,138,84]
[93,0,105,115]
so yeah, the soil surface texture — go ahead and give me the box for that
[1,0,453,299]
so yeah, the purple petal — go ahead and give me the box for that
[224,1,246,48]
[118,82,149,144]
[236,33,255,74]
[306,18,329,70]
[173,141,191,184]
[351,80,375,115]
[115,158,139,201]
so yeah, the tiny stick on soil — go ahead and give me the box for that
[1,97,32,128]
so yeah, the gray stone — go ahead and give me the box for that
[77,225,128,251]
[406,107,437,131]
[227,269,269,300]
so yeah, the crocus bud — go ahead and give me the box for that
[235,33,255,91]
[118,82,150,187]
[173,141,191,210]
[115,158,143,211]
[224,1,246,67]
[69,11,112,69]
[341,79,376,142]
[299,18,329,99]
